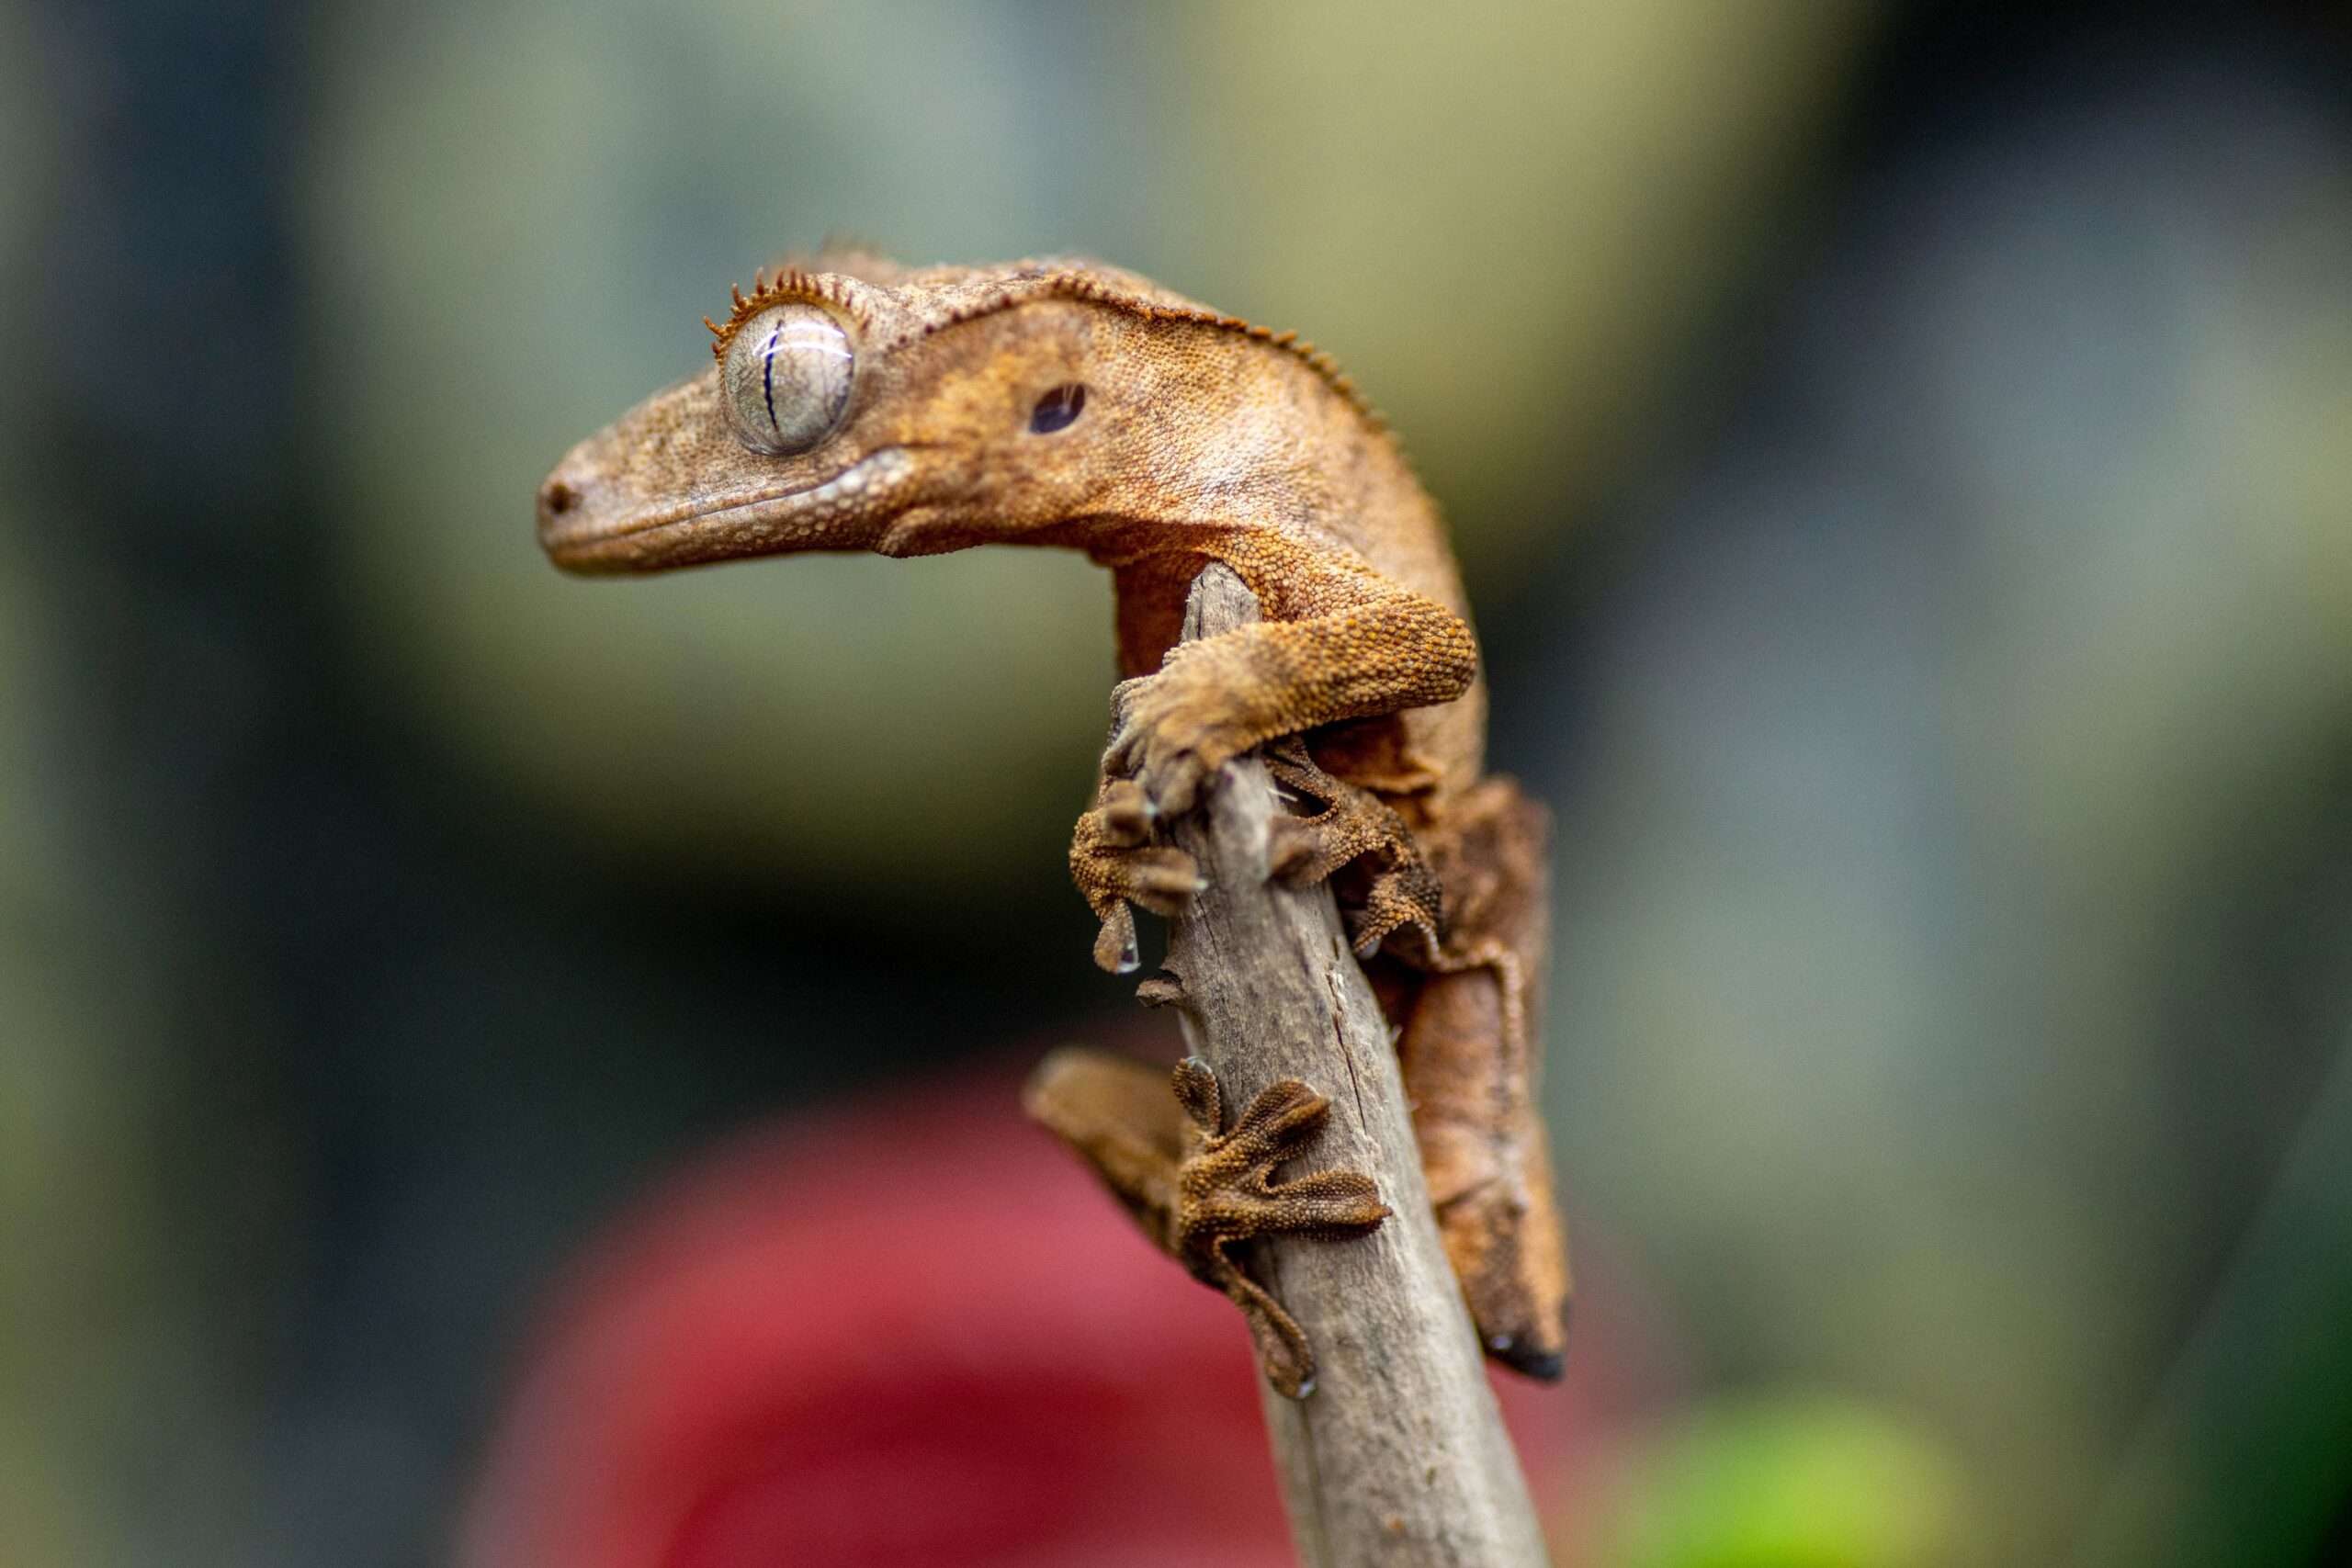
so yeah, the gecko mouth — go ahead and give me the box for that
[538,447,922,571]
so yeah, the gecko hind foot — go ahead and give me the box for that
[1263,745,1443,962]
[1169,1058,1390,1398]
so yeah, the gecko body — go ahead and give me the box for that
[539,254,1570,1385]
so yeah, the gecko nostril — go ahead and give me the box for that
[541,478,583,517]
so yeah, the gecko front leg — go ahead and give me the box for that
[1023,1049,1390,1397]
[1100,546,1478,819]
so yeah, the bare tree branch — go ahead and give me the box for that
[1150,562,1551,1567]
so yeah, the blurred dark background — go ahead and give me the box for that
[5,3,2350,1564]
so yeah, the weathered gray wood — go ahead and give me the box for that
[1154,564,1551,1568]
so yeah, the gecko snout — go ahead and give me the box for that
[537,466,606,565]
[538,473,585,523]
[537,464,626,572]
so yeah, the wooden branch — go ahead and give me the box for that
[1149,564,1551,1567]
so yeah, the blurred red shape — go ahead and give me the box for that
[460,1059,1647,1568]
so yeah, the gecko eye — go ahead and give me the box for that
[721,304,854,456]
[1029,383,1086,434]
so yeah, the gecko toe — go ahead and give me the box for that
[1091,904,1140,974]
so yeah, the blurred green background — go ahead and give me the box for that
[5,2,2350,1564]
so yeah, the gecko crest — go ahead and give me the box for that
[704,267,869,361]
[706,257,1385,432]
[932,271,1382,431]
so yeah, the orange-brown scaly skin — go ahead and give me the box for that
[538,254,1571,1382]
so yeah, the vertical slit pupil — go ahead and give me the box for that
[1031,383,1086,434]
[759,321,786,434]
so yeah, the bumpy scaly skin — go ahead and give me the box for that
[538,253,1572,1381]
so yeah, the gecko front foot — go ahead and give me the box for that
[1167,1057,1391,1397]
[1071,779,1204,973]
[1102,663,1253,819]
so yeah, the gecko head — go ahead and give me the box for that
[538,255,1295,572]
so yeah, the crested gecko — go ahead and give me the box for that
[537,254,1571,1384]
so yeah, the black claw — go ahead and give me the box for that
[1486,1333,1566,1382]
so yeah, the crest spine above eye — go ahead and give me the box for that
[707,267,859,362]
